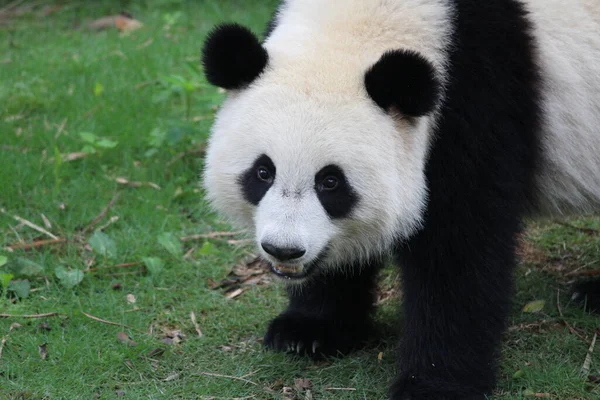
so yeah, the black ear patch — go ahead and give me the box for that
[202,23,269,90]
[365,50,441,117]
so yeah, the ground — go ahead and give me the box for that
[0,1,599,399]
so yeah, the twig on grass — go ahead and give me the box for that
[556,289,564,318]
[1,208,59,239]
[0,336,6,360]
[81,192,121,234]
[180,230,247,242]
[166,146,206,169]
[190,311,203,337]
[581,332,597,377]
[88,261,143,273]
[565,269,600,278]
[556,289,590,344]
[54,118,67,139]
[554,220,599,236]
[0,312,59,318]
[324,387,357,391]
[82,311,145,334]
[5,238,67,251]
[198,371,257,386]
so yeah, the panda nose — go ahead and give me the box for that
[261,242,306,262]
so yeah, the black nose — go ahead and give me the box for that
[261,242,306,261]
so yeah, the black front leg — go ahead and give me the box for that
[264,261,380,358]
[391,219,519,399]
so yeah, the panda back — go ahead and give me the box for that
[527,0,600,215]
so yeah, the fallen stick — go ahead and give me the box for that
[180,230,247,242]
[190,311,203,337]
[81,192,121,234]
[82,311,145,334]
[324,387,357,391]
[1,208,59,240]
[0,336,6,360]
[6,238,67,251]
[198,371,257,386]
[554,220,599,236]
[581,332,597,377]
[0,312,59,318]
[565,269,600,277]
[166,146,206,168]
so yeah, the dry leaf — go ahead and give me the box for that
[378,352,383,361]
[225,288,245,299]
[88,15,117,30]
[40,214,52,229]
[146,348,165,358]
[294,378,312,391]
[161,329,186,345]
[126,294,136,304]
[283,386,296,399]
[88,13,141,32]
[59,152,90,162]
[115,14,143,32]
[581,332,597,377]
[190,311,203,337]
[9,322,21,331]
[117,331,137,346]
[163,372,179,382]
[39,343,48,360]
[522,300,545,314]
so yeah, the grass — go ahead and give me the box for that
[0,1,599,399]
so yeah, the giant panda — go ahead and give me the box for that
[200,0,600,398]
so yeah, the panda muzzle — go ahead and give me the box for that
[270,263,313,280]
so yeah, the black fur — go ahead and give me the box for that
[571,280,600,313]
[264,260,381,358]
[314,165,359,219]
[263,0,542,399]
[365,50,441,117]
[392,0,541,398]
[202,24,268,90]
[238,154,276,205]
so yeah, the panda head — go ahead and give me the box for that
[202,24,442,283]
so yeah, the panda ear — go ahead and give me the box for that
[365,50,441,117]
[202,23,269,90]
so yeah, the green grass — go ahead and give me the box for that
[0,2,599,399]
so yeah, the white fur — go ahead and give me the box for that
[203,0,600,275]
[525,0,600,215]
[203,0,453,271]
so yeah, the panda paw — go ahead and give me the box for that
[264,311,368,359]
[389,375,486,400]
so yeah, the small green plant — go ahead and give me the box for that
[79,132,118,154]
[0,272,14,296]
[154,74,204,121]
[144,124,194,157]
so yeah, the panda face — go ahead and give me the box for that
[203,84,433,282]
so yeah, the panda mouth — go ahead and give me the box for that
[269,263,315,280]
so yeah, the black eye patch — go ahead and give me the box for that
[315,165,358,219]
[238,154,276,205]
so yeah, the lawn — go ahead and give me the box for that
[1,1,599,399]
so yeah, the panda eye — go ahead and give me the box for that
[321,176,339,191]
[256,166,273,182]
